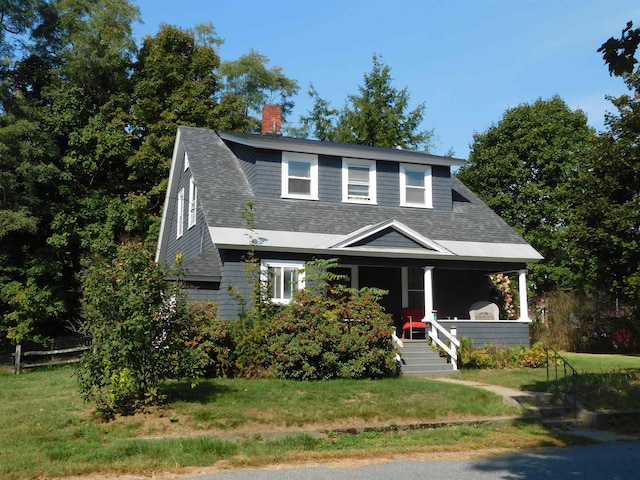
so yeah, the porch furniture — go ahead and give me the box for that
[468,301,499,320]
[401,308,426,339]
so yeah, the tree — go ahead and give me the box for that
[77,241,207,418]
[219,49,299,132]
[293,55,433,151]
[457,96,594,294]
[599,21,640,76]
[568,73,640,308]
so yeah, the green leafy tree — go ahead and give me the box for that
[599,21,640,76]
[293,55,433,150]
[219,49,299,132]
[77,241,207,418]
[457,96,594,294]
[568,73,640,309]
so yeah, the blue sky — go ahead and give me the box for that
[132,0,640,158]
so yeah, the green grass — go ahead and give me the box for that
[0,365,585,479]
[458,351,640,411]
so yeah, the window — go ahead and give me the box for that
[188,177,197,228]
[400,164,432,208]
[262,260,305,304]
[282,152,318,199]
[184,151,189,171]
[176,188,184,238]
[342,159,376,204]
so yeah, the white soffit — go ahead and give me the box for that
[434,240,544,262]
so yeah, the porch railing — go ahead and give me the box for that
[426,318,460,370]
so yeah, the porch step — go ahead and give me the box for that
[399,340,456,377]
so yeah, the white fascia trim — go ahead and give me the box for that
[330,219,451,254]
[155,128,184,262]
[434,240,544,263]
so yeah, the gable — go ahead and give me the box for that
[350,227,438,251]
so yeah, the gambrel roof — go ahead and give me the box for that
[156,126,542,267]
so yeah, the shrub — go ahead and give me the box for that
[236,259,397,381]
[458,336,546,369]
[77,241,209,418]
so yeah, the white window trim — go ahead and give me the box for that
[281,152,318,200]
[176,188,185,238]
[261,260,305,304]
[188,177,197,229]
[183,151,189,171]
[342,158,377,204]
[400,164,433,208]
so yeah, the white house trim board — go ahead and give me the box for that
[329,219,450,253]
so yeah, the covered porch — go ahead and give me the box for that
[332,260,532,348]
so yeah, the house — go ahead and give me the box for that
[155,105,543,347]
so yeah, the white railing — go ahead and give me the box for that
[426,318,460,370]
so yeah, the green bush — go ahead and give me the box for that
[77,242,209,418]
[459,337,546,369]
[264,286,397,380]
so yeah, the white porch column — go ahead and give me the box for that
[423,266,434,320]
[518,269,529,321]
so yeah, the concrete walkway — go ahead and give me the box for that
[432,377,640,443]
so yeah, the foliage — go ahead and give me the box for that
[599,21,640,77]
[77,241,208,418]
[458,336,546,369]
[566,72,640,311]
[292,55,433,151]
[490,273,518,320]
[220,49,299,132]
[0,1,297,344]
[183,301,236,378]
[457,96,594,295]
[235,258,397,380]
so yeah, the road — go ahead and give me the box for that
[186,441,640,479]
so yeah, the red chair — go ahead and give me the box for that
[401,308,426,339]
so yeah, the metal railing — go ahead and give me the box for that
[546,347,579,416]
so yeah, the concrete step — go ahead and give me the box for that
[398,340,455,377]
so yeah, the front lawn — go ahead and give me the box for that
[0,365,587,479]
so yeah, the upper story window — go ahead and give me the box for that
[342,159,376,204]
[176,188,185,238]
[188,177,197,228]
[400,164,432,208]
[183,151,189,171]
[281,152,318,200]
[261,260,305,304]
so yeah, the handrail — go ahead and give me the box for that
[546,347,579,416]
[426,318,460,370]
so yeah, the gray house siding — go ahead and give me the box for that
[432,166,452,211]
[436,320,530,348]
[318,155,341,202]
[164,165,208,264]
[229,141,452,212]
[353,228,428,250]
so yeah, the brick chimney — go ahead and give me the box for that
[261,104,281,135]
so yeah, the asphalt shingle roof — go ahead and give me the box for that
[178,126,528,247]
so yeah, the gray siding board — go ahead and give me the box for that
[432,166,452,211]
[318,155,341,201]
[437,320,530,347]
[376,161,400,207]
[164,165,206,264]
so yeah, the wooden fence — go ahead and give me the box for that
[12,335,92,374]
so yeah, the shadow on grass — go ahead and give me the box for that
[520,368,640,411]
[162,379,237,404]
